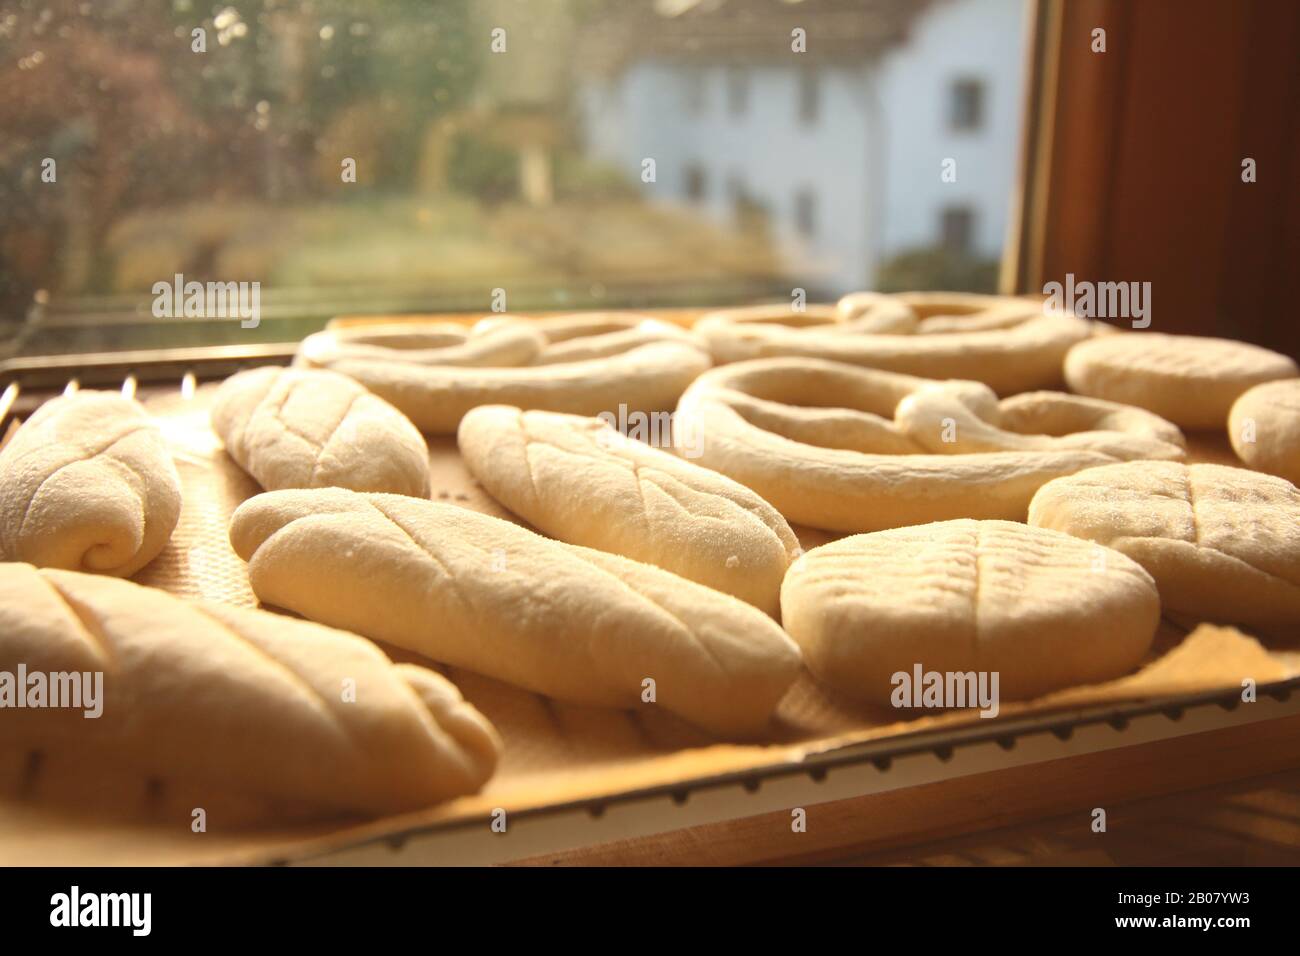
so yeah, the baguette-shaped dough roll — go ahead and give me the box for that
[0,392,181,577]
[229,489,803,736]
[457,405,800,615]
[0,562,499,816]
[211,366,430,497]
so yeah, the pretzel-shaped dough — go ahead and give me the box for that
[696,292,1092,394]
[673,358,1185,533]
[298,320,545,369]
[482,312,701,365]
[296,314,711,433]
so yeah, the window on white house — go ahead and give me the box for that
[795,189,817,239]
[798,68,820,125]
[950,78,985,131]
[684,163,708,203]
[727,67,750,117]
[940,206,976,252]
[683,68,706,116]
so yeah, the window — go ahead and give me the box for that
[794,189,817,239]
[684,163,708,203]
[726,67,750,117]
[798,68,820,125]
[0,1,1030,357]
[949,78,985,132]
[683,68,706,116]
[940,206,976,253]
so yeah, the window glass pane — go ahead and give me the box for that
[0,0,1028,356]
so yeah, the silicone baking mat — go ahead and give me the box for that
[2,368,1296,865]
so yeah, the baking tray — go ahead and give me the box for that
[2,313,1298,866]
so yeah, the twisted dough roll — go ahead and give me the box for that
[229,488,802,737]
[695,292,1092,394]
[0,562,499,817]
[0,392,181,577]
[457,405,800,615]
[1229,379,1300,485]
[211,365,430,497]
[297,316,711,434]
[673,358,1185,533]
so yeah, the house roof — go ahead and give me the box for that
[576,0,937,77]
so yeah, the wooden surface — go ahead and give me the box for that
[507,712,1300,866]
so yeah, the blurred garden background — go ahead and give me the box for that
[0,0,1025,355]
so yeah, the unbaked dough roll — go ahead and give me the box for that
[1228,379,1300,485]
[1064,332,1298,429]
[303,340,712,434]
[0,562,499,817]
[697,299,917,365]
[298,320,545,369]
[457,405,801,615]
[211,365,430,497]
[229,488,802,737]
[673,358,1185,533]
[697,292,1090,394]
[484,312,701,365]
[0,392,181,577]
[781,520,1160,705]
[1028,460,1300,635]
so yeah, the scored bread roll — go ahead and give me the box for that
[0,391,181,577]
[229,488,803,737]
[211,365,430,497]
[0,562,499,817]
[1064,333,1298,429]
[1028,460,1300,635]
[457,405,801,615]
[781,520,1160,705]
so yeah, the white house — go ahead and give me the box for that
[577,0,1027,293]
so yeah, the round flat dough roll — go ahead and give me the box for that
[1228,379,1300,485]
[781,519,1160,705]
[1028,460,1300,635]
[1064,333,1298,429]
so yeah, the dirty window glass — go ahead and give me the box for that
[0,0,1028,355]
